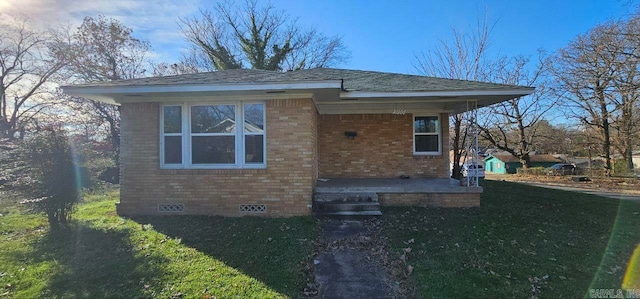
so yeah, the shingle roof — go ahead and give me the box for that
[70,68,530,92]
[289,68,525,92]
[488,154,563,163]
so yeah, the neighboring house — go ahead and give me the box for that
[633,151,640,170]
[484,154,563,174]
[63,68,533,217]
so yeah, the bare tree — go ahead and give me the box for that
[553,22,620,174]
[610,16,640,171]
[179,0,348,71]
[151,62,200,77]
[0,16,68,139]
[414,15,493,179]
[478,54,555,169]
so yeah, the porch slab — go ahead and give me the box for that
[316,178,482,193]
[316,178,482,208]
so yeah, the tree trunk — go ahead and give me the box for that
[623,104,634,171]
[599,93,612,175]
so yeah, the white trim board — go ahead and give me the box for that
[339,88,534,99]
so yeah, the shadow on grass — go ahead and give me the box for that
[24,223,167,298]
[133,215,316,297]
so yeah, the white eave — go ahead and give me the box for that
[62,80,534,115]
[313,88,535,114]
[339,88,535,99]
[61,81,344,104]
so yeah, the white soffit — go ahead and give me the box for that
[62,81,343,104]
[315,88,535,114]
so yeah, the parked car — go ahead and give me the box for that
[462,163,485,178]
[546,163,576,176]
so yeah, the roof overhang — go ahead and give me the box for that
[61,81,343,104]
[62,81,534,114]
[313,88,535,114]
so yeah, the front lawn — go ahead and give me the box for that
[383,180,640,298]
[0,191,317,298]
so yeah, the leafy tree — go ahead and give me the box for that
[179,0,348,71]
[57,16,152,182]
[528,120,572,154]
[20,129,81,227]
[0,16,69,139]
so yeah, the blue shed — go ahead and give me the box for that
[484,154,563,174]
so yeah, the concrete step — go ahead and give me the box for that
[313,192,378,203]
[314,210,383,219]
[313,202,381,213]
[313,192,382,218]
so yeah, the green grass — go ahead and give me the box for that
[3,182,638,298]
[0,191,317,298]
[383,180,640,298]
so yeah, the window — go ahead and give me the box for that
[414,115,441,155]
[161,102,266,169]
[162,106,182,164]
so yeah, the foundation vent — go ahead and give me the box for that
[158,204,185,212]
[239,204,267,214]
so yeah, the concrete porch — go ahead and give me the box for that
[316,178,482,194]
[313,178,482,217]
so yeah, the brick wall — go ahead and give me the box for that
[318,113,450,178]
[118,99,317,217]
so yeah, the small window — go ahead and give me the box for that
[243,103,265,164]
[162,106,182,165]
[414,115,441,155]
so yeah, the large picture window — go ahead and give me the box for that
[161,102,266,169]
[414,115,441,155]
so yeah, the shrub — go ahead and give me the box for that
[20,130,82,227]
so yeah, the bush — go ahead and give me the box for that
[20,130,82,227]
[516,167,548,176]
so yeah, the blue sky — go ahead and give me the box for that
[1,0,636,74]
[263,0,633,74]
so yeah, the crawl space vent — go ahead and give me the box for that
[158,204,185,212]
[239,204,267,214]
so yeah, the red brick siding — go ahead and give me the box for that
[318,113,450,178]
[118,99,317,217]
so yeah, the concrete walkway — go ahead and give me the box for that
[314,220,398,299]
[511,181,640,201]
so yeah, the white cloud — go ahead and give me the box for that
[0,0,202,63]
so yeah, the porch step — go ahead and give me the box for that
[314,211,383,219]
[313,202,381,213]
[313,192,381,218]
[313,192,378,203]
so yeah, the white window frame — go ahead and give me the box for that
[160,105,184,168]
[242,102,267,167]
[413,114,442,156]
[160,101,267,169]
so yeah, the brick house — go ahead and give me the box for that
[63,68,533,217]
